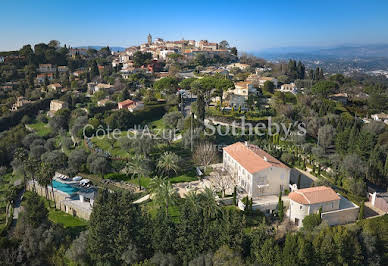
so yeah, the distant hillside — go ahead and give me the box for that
[75,45,126,52]
[253,44,388,60]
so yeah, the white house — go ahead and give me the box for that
[223,142,290,198]
[87,83,114,94]
[226,63,250,71]
[280,83,298,94]
[38,64,56,73]
[230,81,257,99]
[288,186,359,227]
[371,113,388,124]
[118,99,144,112]
[159,49,179,60]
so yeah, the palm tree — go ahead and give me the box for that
[149,176,164,193]
[198,187,220,219]
[157,151,180,178]
[125,154,150,190]
[151,177,177,216]
[37,162,55,206]
[185,190,200,212]
[44,162,56,207]
[24,157,40,192]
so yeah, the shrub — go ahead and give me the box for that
[104,173,128,181]
[302,213,321,230]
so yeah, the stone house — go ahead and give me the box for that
[288,186,359,227]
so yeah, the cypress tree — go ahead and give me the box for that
[55,67,59,79]
[90,60,99,78]
[384,156,388,176]
[297,174,301,189]
[358,201,364,220]
[278,191,284,221]
[233,186,237,206]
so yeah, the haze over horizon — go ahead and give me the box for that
[1,0,388,52]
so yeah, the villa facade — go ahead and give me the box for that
[223,142,290,198]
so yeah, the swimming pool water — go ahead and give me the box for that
[52,180,79,194]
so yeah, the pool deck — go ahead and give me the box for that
[53,176,79,185]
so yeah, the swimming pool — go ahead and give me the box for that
[52,180,79,194]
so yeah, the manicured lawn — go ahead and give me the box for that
[170,173,198,184]
[128,176,152,189]
[48,208,88,228]
[27,121,52,137]
[149,117,166,130]
[91,133,131,158]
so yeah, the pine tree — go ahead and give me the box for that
[347,121,359,153]
[121,87,130,101]
[88,189,118,263]
[297,235,314,265]
[282,234,298,265]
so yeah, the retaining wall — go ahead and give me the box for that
[321,206,359,226]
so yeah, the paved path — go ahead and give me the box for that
[133,194,150,204]
[12,188,25,221]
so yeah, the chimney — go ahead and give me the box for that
[245,141,248,146]
[371,192,377,206]
[263,156,268,162]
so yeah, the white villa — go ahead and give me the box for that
[371,113,388,124]
[223,142,290,213]
[229,81,257,99]
[288,186,359,227]
[280,83,298,94]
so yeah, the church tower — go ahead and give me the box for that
[147,33,152,45]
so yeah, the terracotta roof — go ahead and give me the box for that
[260,77,276,81]
[373,113,388,119]
[330,93,348,98]
[49,83,62,88]
[118,99,135,107]
[288,186,340,205]
[235,81,251,88]
[247,144,289,169]
[223,142,289,174]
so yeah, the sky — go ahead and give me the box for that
[1,0,388,52]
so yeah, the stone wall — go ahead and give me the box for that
[27,181,68,209]
[290,168,314,188]
[374,197,388,213]
[321,206,359,226]
[26,181,91,220]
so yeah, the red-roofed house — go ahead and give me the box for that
[223,142,290,198]
[288,186,359,227]
[118,99,144,112]
[36,73,54,84]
